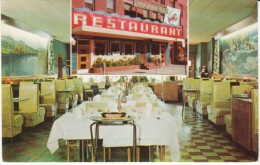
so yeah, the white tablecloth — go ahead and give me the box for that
[47,112,180,161]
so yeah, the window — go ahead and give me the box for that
[94,40,108,55]
[153,0,165,5]
[107,0,115,13]
[152,12,158,20]
[143,10,148,18]
[160,0,165,5]
[151,43,160,55]
[85,0,94,10]
[111,41,121,55]
[125,42,134,55]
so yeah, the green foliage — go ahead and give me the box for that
[92,56,141,68]
[130,76,149,83]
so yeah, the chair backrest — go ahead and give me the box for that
[183,77,191,90]
[41,81,56,104]
[211,81,231,109]
[98,82,105,89]
[74,78,83,94]
[199,80,212,102]
[2,84,14,128]
[83,82,91,90]
[65,79,75,90]
[190,78,200,90]
[55,79,66,91]
[19,84,39,112]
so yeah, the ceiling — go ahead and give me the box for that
[189,0,257,45]
[1,0,70,43]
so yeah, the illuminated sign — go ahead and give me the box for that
[72,10,182,39]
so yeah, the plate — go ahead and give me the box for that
[101,112,126,118]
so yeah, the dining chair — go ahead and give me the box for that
[83,82,94,100]
[2,84,24,141]
[67,140,93,162]
[84,101,108,112]
[98,82,106,94]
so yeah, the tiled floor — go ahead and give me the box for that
[1,102,258,162]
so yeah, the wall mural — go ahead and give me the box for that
[1,23,49,76]
[220,24,258,75]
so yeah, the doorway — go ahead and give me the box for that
[78,40,90,70]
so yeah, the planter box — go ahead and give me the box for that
[91,65,140,74]
[146,62,162,69]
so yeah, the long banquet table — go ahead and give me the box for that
[47,108,180,162]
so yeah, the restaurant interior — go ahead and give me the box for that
[1,0,259,163]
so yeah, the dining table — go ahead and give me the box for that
[47,101,180,162]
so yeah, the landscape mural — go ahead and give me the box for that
[1,23,49,76]
[220,24,258,75]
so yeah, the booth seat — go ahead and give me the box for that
[161,81,178,102]
[2,84,24,139]
[65,79,76,108]
[55,79,69,111]
[40,81,57,118]
[196,80,212,118]
[182,77,192,104]
[207,82,231,125]
[83,82,94,100]
[187,78,200,110]
[251,89,258,153]
[18,84,45,127]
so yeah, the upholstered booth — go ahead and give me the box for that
[196,79,212,118]
[55,79,70,112]
[74,78,84,104]
[182,77,191,104]
[207,81,231,125]
[153,83,162,99]
[251,89,258,153]
[40,81,57,118]
[187,78,200,110]
[162,81,178,102]
[18,84,45,127]
[65,79,76,107]
[2,84,24,139]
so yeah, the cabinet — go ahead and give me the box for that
[232,97,252,150]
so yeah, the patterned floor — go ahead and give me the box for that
[1,103,258,163]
